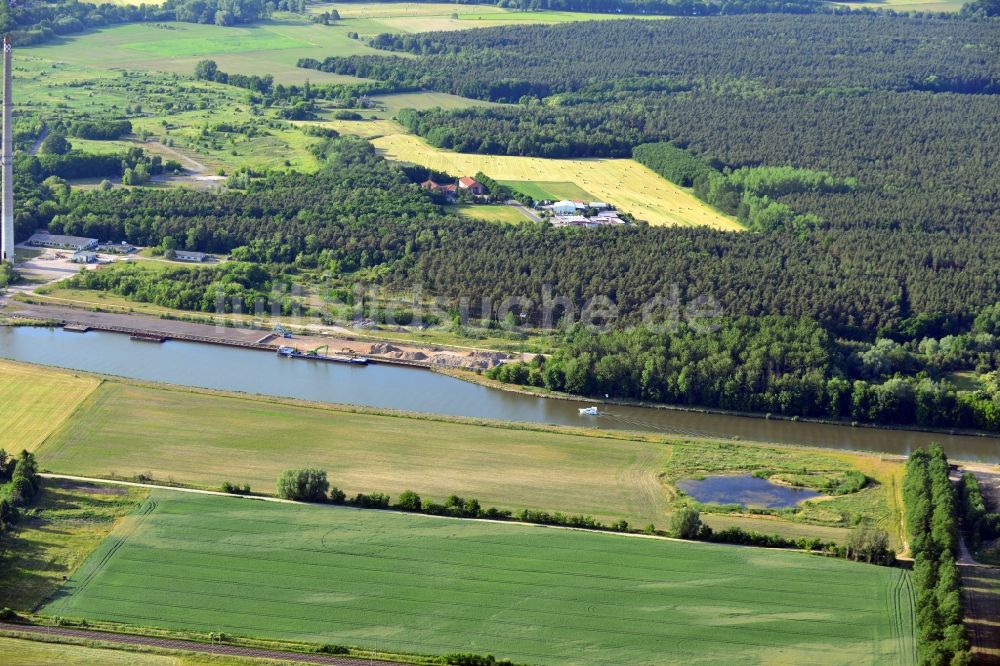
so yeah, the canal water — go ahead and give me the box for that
[2,326,999,462]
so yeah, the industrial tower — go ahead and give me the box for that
[1,35,13,263]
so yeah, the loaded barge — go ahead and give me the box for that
[277,345,368,365]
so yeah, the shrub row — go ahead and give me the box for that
[274,469,897,563]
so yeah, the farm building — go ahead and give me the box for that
[421,179,458,202]
[71,251,98,264]
[551,200,578,215]
[457,177,487,195]
[28,232,99,252]
[174,250,207,262]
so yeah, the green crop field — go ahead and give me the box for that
[43,491,916,665]
[455,204,532,224]
[499,179,596,202]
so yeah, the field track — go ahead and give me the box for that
[0,624,407,665]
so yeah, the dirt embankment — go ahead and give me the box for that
[3,302,512,371]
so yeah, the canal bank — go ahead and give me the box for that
[2,325,999,463]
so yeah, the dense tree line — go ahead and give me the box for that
[340,0,825,16]
[903,446,971,665]
[63,119,133,141]
[959,473,1000,554]
[486,319,1000,431]
[65,261,300,314]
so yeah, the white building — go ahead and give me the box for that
[29,232,99,252]
[71,251,98,264]
[551,200,578,215]
[174,250,207,263]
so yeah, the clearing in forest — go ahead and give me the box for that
[43,490,916,665]
[372,132,742,229]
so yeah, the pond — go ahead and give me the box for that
[675,474,821,508]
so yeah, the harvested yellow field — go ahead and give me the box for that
[296,118,404,140]
[0,358,101,452]
[372,131,742,230]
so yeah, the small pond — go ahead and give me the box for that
[676,474,821,508]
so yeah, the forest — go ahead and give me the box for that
[487,317,1000,430]
[303,16,1000,233]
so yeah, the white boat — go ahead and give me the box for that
[578,406,599,416]
[277,346,294,356]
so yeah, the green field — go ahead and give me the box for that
[499,180,595,202]
[455,204,532,224]
[36,380,672,528]
[29,371,903,543]
[42,490,916,665]
[23,17,377,84]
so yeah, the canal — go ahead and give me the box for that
[2,325,999,462]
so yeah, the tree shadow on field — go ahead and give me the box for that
[960,564,1000,663]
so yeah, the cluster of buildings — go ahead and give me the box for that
[544,200,627,228]
[27,232,207,264]
[420,176,487,202]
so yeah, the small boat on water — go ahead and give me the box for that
[578,406,599,416]
[277,346,294,356]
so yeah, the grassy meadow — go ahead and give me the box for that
[0,359,100,453]
[498,179,596,202]
[455,204,531,224]
[42,490,916,665]
[372,131,743,229]
[36,380,673,528]
[0,479,147,610]
[319,2,658,33]
[25,365,905,543]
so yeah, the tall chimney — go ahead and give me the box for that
[1,35,13,263]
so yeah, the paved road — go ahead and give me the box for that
[0,623,407,665]
[505,200,543,223]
